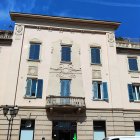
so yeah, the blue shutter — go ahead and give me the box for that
[26,79,32,96]
[34,44,40,60]
[93,82,98,99]
[29,45,35,59]
[29,44,40,60]
[91,48,100,64]
[128,58,138,71]
[128,84,134,101]
[61,47,71,62]
[61,80,65,96]
[36,79,43,98]
[61,80,70,96]
[31,79,37,96]
[103,82,109,101]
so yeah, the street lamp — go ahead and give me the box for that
[2,105,19,119]
[2,105,19,140]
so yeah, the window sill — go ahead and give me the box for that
[24,96,37,99]
[27,59,41,62]
[91,63,102,66]
[92,99,108,102]
[134,100,140,103]
[60,61,72,64]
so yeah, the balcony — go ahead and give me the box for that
[46,96,86,113]
[0,30,13,45]
[116,37,140,50]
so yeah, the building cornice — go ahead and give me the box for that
[10,12,121,30]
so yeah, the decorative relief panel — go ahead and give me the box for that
[28,66,38,76]
[15,24,24,40]
[92,70,102,79]
[107,32,115,47]
[51,64,81,79]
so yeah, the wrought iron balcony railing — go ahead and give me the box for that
[46,96,85,107]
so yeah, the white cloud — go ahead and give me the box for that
[74,0,140,8]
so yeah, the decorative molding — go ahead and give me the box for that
[90,43,101,48]
[30,38,42,44]
[92,70,102,79]
[27,66,38,76]
[15,24,24,40]
[108,32,115,43]
[107,32,115,47]
[26,25,106,35]
[51,64,81,78]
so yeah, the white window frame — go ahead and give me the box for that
[132,84,140,101]
[127,56,139,72]
[90,46,102,65]
[93,81,104,100]
[26,78,38,97]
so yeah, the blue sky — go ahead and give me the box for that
[0,0,140,38]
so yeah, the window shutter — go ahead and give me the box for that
[91,48,100,64]
[66,80,70,96]
[31,79,37,96]
[66,47,71,62]
[128,58,138,71]
[34,44,40,60]
[91,48,94,63]
[29,44,40,60]
[61,80,65,96]
[128,84,134,101]
[26,79,32,96]
[61,80,70,96]
[29,45,35,59]
[61,47,71,62]
[93,82,98,99]
[103,82,109,101]
[36,79,43,98]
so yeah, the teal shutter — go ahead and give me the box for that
[93,82,98,99]
[36,79,43,98]
[26,79,32,96]
[128,84,134,101]
[103,82,109,101]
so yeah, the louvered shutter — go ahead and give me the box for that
[26,79,32,96]
[128,84,134,101]
[91,48,100,64]
[103,82,109,101]
[61,47,71,62]
[34,44,40,60]
[36,79,43,98]
[93,82,98,99]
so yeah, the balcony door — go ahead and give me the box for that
[60,80,71,104]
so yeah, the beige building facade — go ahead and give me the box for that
[0,12,140,140]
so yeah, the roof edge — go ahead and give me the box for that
[10,12,121,30]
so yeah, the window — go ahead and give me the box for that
[91,47,101,64]
[19,120,35,140]
[61,45,71,62]
[128,57,138,71]
[128,84,140,101]
[25,78,43,98]
[60,80,71,96]
[92,81,108,101]
[29,43,40,60]
[93,121,106,140]
[134,122,140,136]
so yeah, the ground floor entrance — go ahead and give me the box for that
[52,121,77,140]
